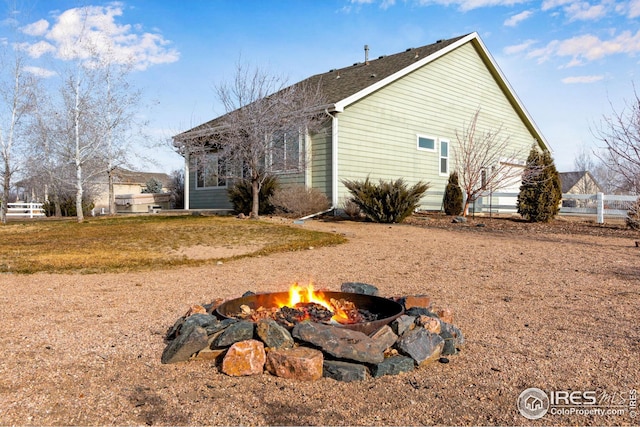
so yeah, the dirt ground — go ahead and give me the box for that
[0,214,638,426]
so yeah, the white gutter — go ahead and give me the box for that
[331,109,339,208]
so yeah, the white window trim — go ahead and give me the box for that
[195,153,227,189]
[439,138,450,176]
[269,131,304,175]
[416,134,437,152]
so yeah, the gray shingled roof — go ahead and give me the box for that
[302,34,468,105]
[177,34,468,139]
[113,167,171,187]
[558,171,602,193]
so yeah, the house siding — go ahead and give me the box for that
[309,122,333,201]
[187,166,233,210]
[335,42,539,209]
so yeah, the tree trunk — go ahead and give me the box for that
[76,162,84,223]
[251,176,260,219]
[1,158,9,224]
[108,168,116,215]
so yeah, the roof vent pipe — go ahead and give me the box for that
[364,44,369,64]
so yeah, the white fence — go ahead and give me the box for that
[6,202,46,218]
[420,191,637,224]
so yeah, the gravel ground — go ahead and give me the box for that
[0,215,638,426]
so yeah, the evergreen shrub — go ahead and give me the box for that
[517,148,562,222]
[228,176,279,216]
[443,172,463,216]
[341,177,429,223]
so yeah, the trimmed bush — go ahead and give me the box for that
[517,148,562,222]
[228,176,279,216]
[270,185,330,218]
[341,177,430,223]
[443,172,463,216]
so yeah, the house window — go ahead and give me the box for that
[270,130,301,171]
[196,153,226,188]
[417,135,436,152]
[440,139,449,175]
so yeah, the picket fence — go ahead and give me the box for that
[6,202,46,218]
[421,191,637,224]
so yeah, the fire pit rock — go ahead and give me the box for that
[161,285,465,382]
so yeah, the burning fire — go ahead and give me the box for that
[276,283,351,324]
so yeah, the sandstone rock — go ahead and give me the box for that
[396,328,444,366]
[392,315,416,336]
[340,282,379,296]
[403,295,431,310]
[256,319,294,349]
[417,315,441,334]
[371,355,415,377]
[323,360,368,382]
[161,323,209,364]
[369,325,398,353]
[292,321,384,364]
[265,347,323,381]
[184,305,207,317]
[212,321,254,347]
[221,340,265,376]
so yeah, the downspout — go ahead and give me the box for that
[329,108,338,209]
[184,150,190,210]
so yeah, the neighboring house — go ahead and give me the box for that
[559,171,603,208]
[175,32,550,212]
[559,171,603,195]
[93,167,172,214]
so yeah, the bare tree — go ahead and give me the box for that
[453,109,526,216]
[0,36,37,223]
[593,86,640,195]
[96,54,143,214]
[572,145,600,194]
[177,62,327,218]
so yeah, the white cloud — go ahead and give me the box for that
[20,19,49,36]
[15,40,56,58]
[504,10,534,26]
[563,1,607,21]
[561,75,604,83]
[19,5,179,70]
[526,31,640,66]
[415,0,528,11]
[541,0,574,11]
[503,39,537,54]
[627,0,640,17]
[24,66,56,78]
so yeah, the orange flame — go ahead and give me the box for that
[276,283,350,324]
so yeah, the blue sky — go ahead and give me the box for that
[2,0,639,173]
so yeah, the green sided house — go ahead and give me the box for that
[174,32,550,212]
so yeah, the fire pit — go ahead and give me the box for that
[161,282,465,382]
[216,287,404,335]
